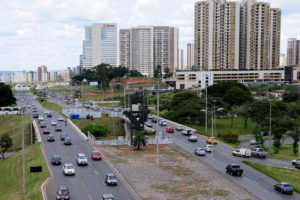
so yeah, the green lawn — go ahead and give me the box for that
[38,99,63,115]
[244,161,300,193]
[268,144,299,162]
[0,115,31,151]
[0,143,49,200]
[72,116,125,137]
[51,86,72,95]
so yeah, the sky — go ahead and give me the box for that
[0,0,300,71]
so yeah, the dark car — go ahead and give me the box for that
[64,137,72,145]
[51,155,61,165]
[33,113,39,118]
[151,118,157,123]
[261,131,269,136]
[47,134,55,142]
[55,125,62,132]
[60,132,68,140]
[56,186,70,200]
[40,122,47,128]
[226,164,243,176]
[274,182,293,194]
[47,113,52,118]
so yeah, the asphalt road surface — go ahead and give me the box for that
[17,93,135,200]
[149,118,300,200]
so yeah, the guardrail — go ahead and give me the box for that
[67,118,88,140]
[32,120,42,142]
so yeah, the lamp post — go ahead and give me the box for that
[156,78,160,164]
[269,98,273,154]
[22,108,26,195]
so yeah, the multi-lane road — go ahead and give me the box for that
[17,93,135,200]
[148,117,300,200]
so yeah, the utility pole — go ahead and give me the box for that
[269,99,272,154]
[205,80,208,135]
[156,78,160,164]
[22,110,26,195]
[30,93,32,145]
[211,99,216,200]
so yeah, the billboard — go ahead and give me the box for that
[90,82,98,86]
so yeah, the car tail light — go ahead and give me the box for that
[283,188,286,190]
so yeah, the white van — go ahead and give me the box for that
[232,149,251,158]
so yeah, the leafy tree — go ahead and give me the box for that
[0,133,13,160]
[163,67,173,79]
[128,70,144,77]
[282,93,300,103]
[170,91,199,108]
[223,130,239,144]
[237,106,250,128]
[133,132,148,150]
[288,129,300,156]
[82,124,108,137]
[230,109,237,128]
[223,87,253,109]
[0,83,16,106]
[207,82,249,98]
[154,65,162,78]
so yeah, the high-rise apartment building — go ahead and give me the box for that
[37,65,48,82]
[119,26,179,76]
[286,38,300,66]
[178,49,184,70]
[195,0,281,71]
[81,23,117,69]
[187,43,194,69]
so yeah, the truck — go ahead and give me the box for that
[251,148,268,159]
[232,149,251,158]
[226,164,243,176]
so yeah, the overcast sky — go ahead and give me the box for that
[0,0,300,71]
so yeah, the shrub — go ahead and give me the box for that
[82,124,108,137]
[223,130,239,144]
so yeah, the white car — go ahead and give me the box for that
[63,163,75,176]
[76,153,88,166]
[291,158,300,165]
[51,120,58,126]
[44,110,50,114]
[38,116,44,121]
[159,120,167,126]
[188,135,198,142]
[58,116,64,121]
[175,125,184,131]
[205,144,213,152]
[232,149,251,158]
[147,114,153,119]
[194,148,206,156]
[249,140,258,145]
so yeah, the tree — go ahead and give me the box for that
[82,124,108,137]
[170,91,199,108]
[163,67,173,79]
[207,82,249,98]
[0,83,16,107]
[223,130,239,144]
[223,87,253,108]
[133,132,148,151]
[154,65,162,78]
[128,70,144,77]
[288,129,299,156]
[0,133,13,160]
[230,109,237,128]
[237,106,250,128]
[282,93,300,103]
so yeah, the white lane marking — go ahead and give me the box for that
[88,193,92,200]
[94,169,98,175]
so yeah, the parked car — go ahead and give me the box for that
[51,120,58,126]
[55,125,62,132]
[147,114,153,119]
[232,149,251,158]
[56,186,70,200]
[194,148,206,156]
[145,122,153,127]
[102,194,115,200]
[181,129,192,136]
[51,155,61,165]
[91,151,102,160]
[33,113,39,118]
[251,148,268,158]
[43,129,50,134]
[294,159,300,169]
[60,132,68,140]
[166,127,174,133]
[38,116,44,121]
[226,164,243,176]
[291,158,300,165]
[63,163,75,176]
[205,144,213,152]
[58,116,64,121]
[40,122,47,128]
[105,173,118,186]
[175,125,184,131]
[206,137,218,144]
[76,153,88,166]
[274,182,293,194]
[249,140,258,145]
[64,137,72,145]
[47,134,55,142]
[188,135,198,142]
[151,118,157,123]
[159,120,167,126]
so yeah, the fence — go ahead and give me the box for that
[62,109,102,118]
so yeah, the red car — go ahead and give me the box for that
[33,109,38,112]
[43,129,50,134]
[91,151,102,160]
[166,127,174,133]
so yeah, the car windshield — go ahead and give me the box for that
[108,175,116,179]
[58,188,69,195]
[65,165,73,169]
[53,156,60,160]
[232,165,240,168]
[283,184,291,187]
[93,152,101,155]
[79,156,86,159]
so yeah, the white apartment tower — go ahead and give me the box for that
[195,0,281,71]
[187,43,194,69]
[119,29,131,67]
[286,38,300,66]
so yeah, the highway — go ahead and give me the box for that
[149,117,300,200]
[17,93,135,200]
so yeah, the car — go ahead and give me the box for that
[159,120,167,126]
[33,109,38,112]
[44,110,50,114]
[206,137,218,144]
[291,158,300,165]
[151,118,157,123]
[175,125,184,131]
[147,114,153,119]
[249,140,258,145]
[64,137,72,145]
[166,127,174,133]
[76,153,88,166]
[58,116,64,121]
[145,122,153,127]
[274,182,293,194]
[47,113,52,118]
[55,125,62,131]
[56,186,70,200]
[205,144,213,152]
[51,120,58,126]
[194,148,206,156]
[63,163,75,176]
[181,129,192,136]
[38,116,44,121]
[40,122,47,128]
[47,134,55,142]
[102,193,115,200]
[33,113,39,118]
[43,129,50,134]
[261,131,269,136]
[60,132,68,140]
[251,148,268,159]
[91,151,102,160]
[51,155,61,165]
[226,164,243,176]
[188,135,198,142]
[232,149,251,158]
[105,173,118,186]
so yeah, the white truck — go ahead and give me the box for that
[251,148,268,159]
[232,149,251,158]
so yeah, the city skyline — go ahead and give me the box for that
[0,0,300,71]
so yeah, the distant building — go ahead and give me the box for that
[187,43,194,69]
[178,48,184,70]
[286,38,300,67]
[119,29,131,68]
[59,70,70,82]
[280,54,286,67]
[37,65,48,82]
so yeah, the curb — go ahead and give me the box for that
[40,141,53,200]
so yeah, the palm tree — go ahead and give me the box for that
[133,132,148,151]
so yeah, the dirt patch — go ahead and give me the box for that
[97,144,259,200]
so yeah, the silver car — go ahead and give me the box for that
[76,153,88,166]
[105,173,118,186]
[175,125,184,131]
[63,163,75,176]
[188,135,197,142]
[194,148,206,156]
[205,144,213,152]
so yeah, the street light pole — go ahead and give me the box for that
[211,99,216,200]
[22,110,26,195]
[269,99,272,154]
[205,84,208,135]
[156,78,160,164]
